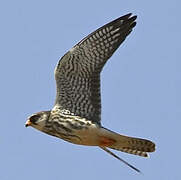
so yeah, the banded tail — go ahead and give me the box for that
[98,127,155,172]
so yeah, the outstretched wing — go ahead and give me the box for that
[54,13,137,124]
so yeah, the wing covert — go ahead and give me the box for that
[54,13,137,124]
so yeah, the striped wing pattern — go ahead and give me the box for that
[54,14,137,124]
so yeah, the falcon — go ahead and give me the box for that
[25,13,155,173]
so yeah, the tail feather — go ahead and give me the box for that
[100,127,156,157]
[111,147,148,157]
[110,137,155,157]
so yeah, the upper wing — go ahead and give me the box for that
[54,13,137,124]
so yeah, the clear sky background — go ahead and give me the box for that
[0,0,180,179]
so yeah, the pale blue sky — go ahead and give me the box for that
[0,0,180,179]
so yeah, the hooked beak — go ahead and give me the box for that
[25,119,31,127]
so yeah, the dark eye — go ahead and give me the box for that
[29,115,40,124]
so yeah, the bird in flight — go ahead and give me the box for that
[25,13,155,173]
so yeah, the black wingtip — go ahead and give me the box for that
[124,13,132,17]
[122,13,137,19]
[130,15,137,21]
[118,13,137,29]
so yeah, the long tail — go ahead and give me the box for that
[99,127,155,157]
[98,127,156,172]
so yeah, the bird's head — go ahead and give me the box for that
[25,111,51,131]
